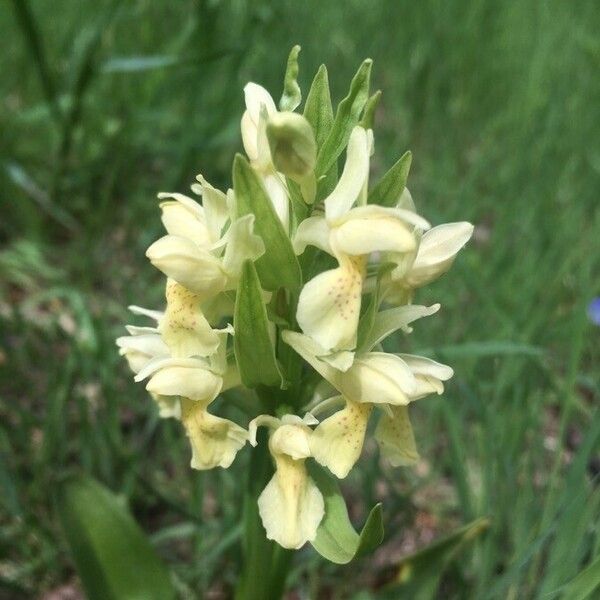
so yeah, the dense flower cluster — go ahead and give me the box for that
[117,58,473,550]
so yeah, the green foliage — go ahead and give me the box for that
[314,58,372,178]
[279,44,302,111]
[232,154,301,291]
[303,65,334,150]
[368,150,412,207]
[310,465,384,564]
[559,553,600,600]
[234,260,283,389]
[56,476,175,600]
[381,517,490,600]
[359,90,382,130]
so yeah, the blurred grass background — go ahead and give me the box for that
[1,0,599,598]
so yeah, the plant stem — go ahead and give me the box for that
[235,429,292,600]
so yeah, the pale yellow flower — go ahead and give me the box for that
[386,221,474,303]
[249,413,323,549]
[283,330,452,478]
[241,83,290,230]
[146,179,264,299]
[116,305,179,418]
[135,333,246,470]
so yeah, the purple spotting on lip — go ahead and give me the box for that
[588,298,600,326]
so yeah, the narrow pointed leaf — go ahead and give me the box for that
[56,475,176,600]
[310,464,384,563]
[234,260,283,388]
[559,553,600,600]
[368,151,412,207]
[356,262,396,351]
[382,517,490,600]
[315,59,372,177]
[279,45,301,111]
[233,154,301,291]
[303,65,334,150]
[359,90,382,129]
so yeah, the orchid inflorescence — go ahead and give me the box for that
[117,48,473,554]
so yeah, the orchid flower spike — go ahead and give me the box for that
[117,51,474,559]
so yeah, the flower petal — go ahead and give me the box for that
[344,353,417,405]
[244,82,277,122]
[399,354,453,399]
[293,215,332,256]
[282,331,343,387]
[262,172,289,230]
[193,175,230,241]
[332,204,429,258]
[324,127,370,221]
[145,364,222,403]
[296,256,365,352]
[158,193,212,246]
[151,392,181,419]
[159,280,221,358]
[375,405,419,466]
[146,235,228,296]
[283,332,417,406]
[258,455,324,549]
[221,214,265,280]
[406,222,474,287]
[242,83,277,163]
[181,398,247,469]
[270,423,312,460]
[116,333,169,373]
[309,398,371,478]
[128,305,163,322]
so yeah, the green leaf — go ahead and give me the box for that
[233,154,301,291]
[559,553,600,600]
[309,464,384,564]
[382,517,490,600]
[359,90,381,129]
[234,260,283,388]
[303,65,334,150]
[368,150,412,207]
[539,487,600,596]
[56,475,176,600]
[356,262,396,351]
[315,58,372,177]
[279,45,301,111]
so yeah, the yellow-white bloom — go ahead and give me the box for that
[116,306,180,418]
[135,334,246,470]
[241,83,290,230]
[159,279,229,359]
[294,126,430,354]
[283,330,419,478]
[116,327,168,375]
[146,181,264,299]
[374,355,452,467]
[283,330,452,477]
[249,413,324,549]
[374,405,419,467]
[387,221,474,302]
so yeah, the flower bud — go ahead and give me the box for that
[266,112,317,180]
